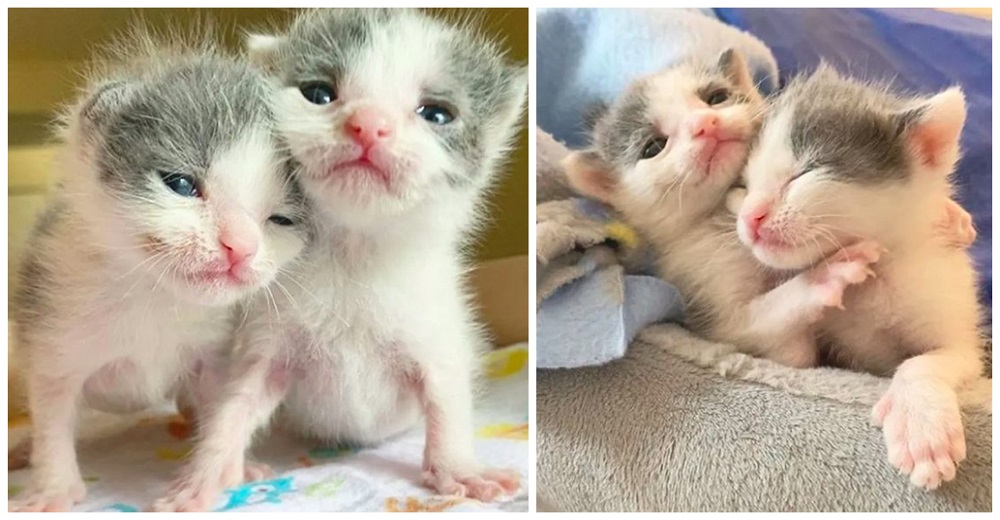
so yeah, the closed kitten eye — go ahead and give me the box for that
[268,215,295,226]
[641,137,668,159]
[705,89,730,106]
[158,171,199,198]
[416,104,455,125]
[299,82,336,105]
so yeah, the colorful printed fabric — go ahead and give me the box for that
[7,344,529,513]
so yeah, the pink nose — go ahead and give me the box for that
[344,107,393,148]
[743,205,770,241]
[688,111,720,139]
[220,233,257,270]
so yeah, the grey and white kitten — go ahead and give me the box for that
[737,65,985,490]
[8,30,308,512]
[155,9,527,511]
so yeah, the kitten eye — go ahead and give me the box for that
[158,171,199,198]
[706,89,730,106]
[299,82,336,105]
[268,215,295,226]
[416,104,455,125]
[641,137,668,159]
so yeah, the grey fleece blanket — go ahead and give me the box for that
[537,324,993,512]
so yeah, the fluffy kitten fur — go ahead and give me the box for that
[155,9,527,511]
[737,65,985,489]
[8,30,307,512]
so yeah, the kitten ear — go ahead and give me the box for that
[895,87,966,172]
[716,48,753,92]
[562,150,618,203]
[245,33,285,69]
[78,80,134,129]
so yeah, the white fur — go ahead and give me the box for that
[739,83,984,489]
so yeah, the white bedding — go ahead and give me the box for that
[8,343,529,512]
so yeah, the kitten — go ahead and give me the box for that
[8,30,308,512]
[736,65,985,489]
[154,9,527,511]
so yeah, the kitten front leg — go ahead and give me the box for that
[739,240,881,367]
[413,330,520,502]
[872,343,981,490]
[153,353,289,512]
[8,372,87,512]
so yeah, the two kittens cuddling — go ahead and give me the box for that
[563,49,985,491]
[10,9,526,512]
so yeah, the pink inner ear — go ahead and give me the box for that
[910,125,948,169]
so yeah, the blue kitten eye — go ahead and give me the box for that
[158,172,199,198]
[641,137,668,159]
[268,215,295,226]
[706,89,730,106]
[300,82,335,105]
[416,104,455,125]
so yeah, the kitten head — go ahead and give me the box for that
[737,65,965,269]
[64,34,309,306]
[564,49,764,223]
[248,8,528,226]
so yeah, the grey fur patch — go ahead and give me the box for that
[772,67,913,184]
[94,54,275,198]
[594,86,654,171]
[272,8,527,188]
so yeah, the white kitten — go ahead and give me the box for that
[8,31,307,512]
[737,65,985,489]
[154,9,527,511]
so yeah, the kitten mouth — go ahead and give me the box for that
[326,157,392,188]
[185,269,251,287]
[699,139,746,170]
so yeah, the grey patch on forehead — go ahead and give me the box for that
[94,53,275,196]
[773,68,911,184]
[590,85,653,171]
[275,8,386,85]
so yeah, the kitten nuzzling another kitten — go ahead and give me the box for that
[738,65,985,490]
[8,29,308,512]
[155,9,527,511]
[564,50,860,367]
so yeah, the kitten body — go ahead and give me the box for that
[737,66,984,489]
[9,31,307,512]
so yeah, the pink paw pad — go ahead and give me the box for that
[423,466,520,502]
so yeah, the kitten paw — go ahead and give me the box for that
[8,479,86,512]
[808,240,882,308]
[243,460,275,483]
[153,462,242,512]
[939,199,976,248]
[873,379,965,490]
[422,463,520,502]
